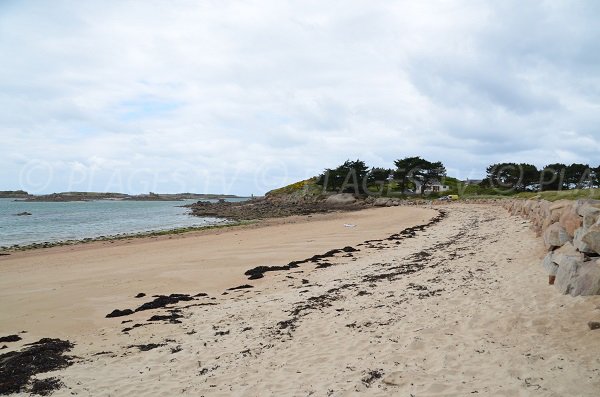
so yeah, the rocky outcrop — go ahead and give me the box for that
[505,198,600,296]
[188,196,367,220]
[324,193,357,206]
[372,197,398,207]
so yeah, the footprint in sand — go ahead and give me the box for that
[383,371,449,394]
[383,370,425,386]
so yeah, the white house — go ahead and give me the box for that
[414,180,450,194]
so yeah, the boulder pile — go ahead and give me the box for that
[504,199,600,296]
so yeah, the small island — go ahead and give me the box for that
[0,190,30,199]
[10,191,244,202]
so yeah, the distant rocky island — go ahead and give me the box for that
[2,191,244,202]
[0,190,30,199]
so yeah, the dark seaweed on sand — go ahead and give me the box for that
[134,294,195,312]
[0,335,21,343]
[106,293,196,319]
[0,338,74,395]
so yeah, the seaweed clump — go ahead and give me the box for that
[0,338,74,395]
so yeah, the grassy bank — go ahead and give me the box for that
[440,189,600,202]
[513,188,600,202]
[266,178,322,198]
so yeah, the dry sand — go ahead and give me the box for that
[2,204,600,396]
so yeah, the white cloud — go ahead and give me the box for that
[1,0,599,195]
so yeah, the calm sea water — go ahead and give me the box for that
[0,198,245,247]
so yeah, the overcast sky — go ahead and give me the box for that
[1,0,599,195]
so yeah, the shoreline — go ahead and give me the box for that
[0,220,244,253]
[0,196,505,254]
[1,198,363,254]
[0,205,368,254]
[0,196,253,253]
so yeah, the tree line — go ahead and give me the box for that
[315,158,600,196]
[316,157,447,195]
[481,162,600,193]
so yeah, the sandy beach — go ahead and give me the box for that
[0,206,434,338]
[2,204,600,396]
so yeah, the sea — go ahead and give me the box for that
[0,198,247,248]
